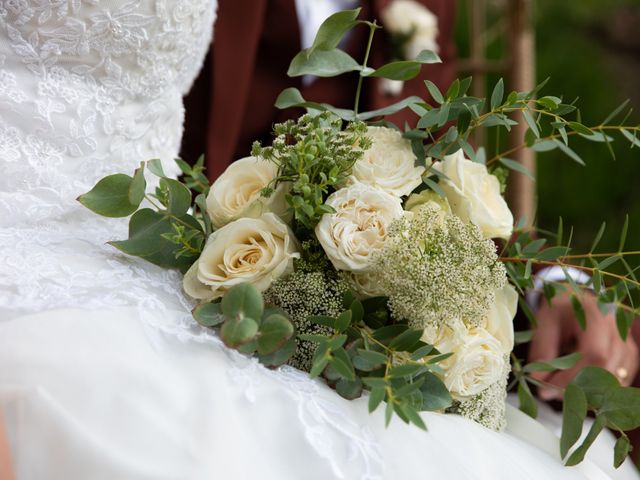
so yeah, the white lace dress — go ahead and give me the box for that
[0,2,632,479]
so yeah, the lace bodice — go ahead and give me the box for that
[0,0,216,316]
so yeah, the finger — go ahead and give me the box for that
[529,301,563,393]
[540,358,590,400]
[528,302,563,365]
[613,338,639,387]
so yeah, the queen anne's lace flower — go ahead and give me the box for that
[372,202,507,329]
[264,268,347,371]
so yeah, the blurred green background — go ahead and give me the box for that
[456,0,639,265]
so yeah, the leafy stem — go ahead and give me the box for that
[354,20,379,118]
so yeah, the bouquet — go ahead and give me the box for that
[79,8,640,468]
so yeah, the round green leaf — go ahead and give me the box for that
[258,336,296,367]
[256,314,294,355]
[77,173,137,217]
[573,367,620,409]
[192,302,224,327]
[221,283,264,321]
[335,377,363,400]
[601,387,640,431]
[220,317,259,348]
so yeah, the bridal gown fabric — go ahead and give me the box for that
[0,2,633,479]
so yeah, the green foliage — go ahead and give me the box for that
[252,112,370,231]
[77,172,144,218]
[109,208,202,273]
[558,366,640,468]
[78,159,209,273]
[300,296,452,430]
[193,284,296,366]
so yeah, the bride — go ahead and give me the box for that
[0,1,633,479]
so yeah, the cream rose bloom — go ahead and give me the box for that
[351,126,425,198]
[381,0,439,59]
[183,213,299,301]
[484,284,518,354]
[349,270,388,298]
[316,182,403,272]
[404,189,451,214]
[434,150,514,239]
[422,321,506,400]
[206,156,288,228]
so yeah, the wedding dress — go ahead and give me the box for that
[0,2,635,479]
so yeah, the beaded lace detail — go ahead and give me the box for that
[0,0,214,314]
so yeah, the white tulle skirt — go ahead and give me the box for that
[1,304,635,480]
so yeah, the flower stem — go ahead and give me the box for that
[354,21,379,118]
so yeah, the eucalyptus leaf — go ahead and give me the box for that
[498,157,535,180]
[308,8,361,54]
[368,387,386,413]
[78,173,138,218]
[192,302,224,327]
[601,387,640,430]
[129,163,146,206]
[220,317,259,348]
[357,96,424,121]
[331,347,356,381]
[490,78,504,110]
[109,209,200,271]
[518,380,538,418]
[614,435,631,468]
[146,159,166,178]
[388,328,423,351]
[160,178,192,215]
[256,314,294,355]
[366,60,422,81]
[573,367,620,409]
[221,283,264,321]
[524,352,581,373]
[420,372,452,411]
[565,416,606,466]
[425,80,444,104]
[561,383,587,459]
[258,337,297,367]
[336,377,363,400]
[288,48,361,78]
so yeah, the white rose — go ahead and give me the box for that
[183,213,299,301]
[404,189,451,214]
[405,32,439,60]
[422,321,506,400]
[484,284,518,354]
[351,126,425,198]
[206,156,289,228]
[349,270,388,298]
[316,182,404,272]
[434,150,514,239]
[381,0,439,59]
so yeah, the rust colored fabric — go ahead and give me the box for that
[181,0,458,180]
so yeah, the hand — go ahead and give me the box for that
[0,412,14,480]
[528,291,639,400]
